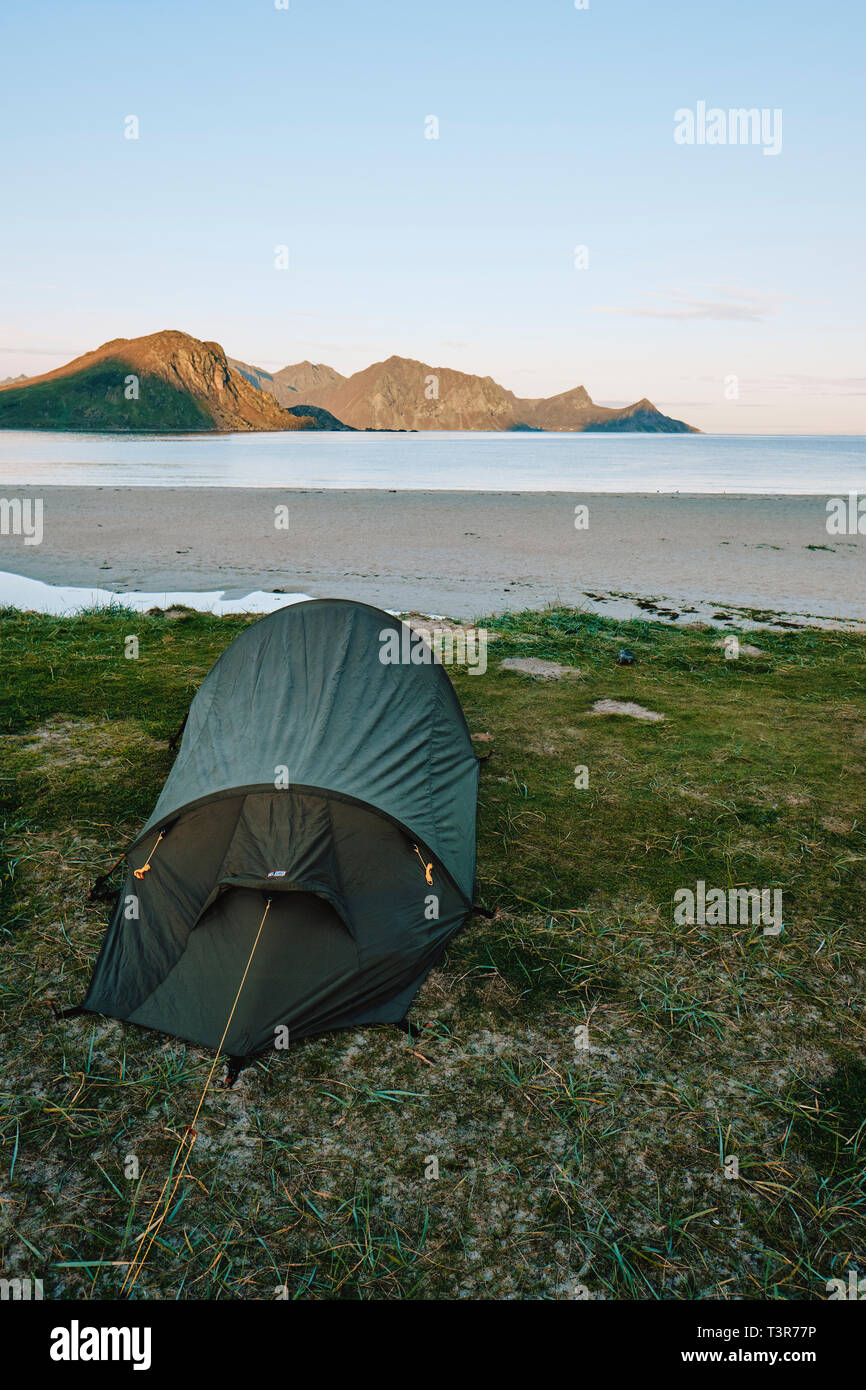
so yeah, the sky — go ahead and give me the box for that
[0,0,864,433]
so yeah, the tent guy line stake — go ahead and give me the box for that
[88,849,126,896]
[121,896,273,1297]
[101,850,126,874]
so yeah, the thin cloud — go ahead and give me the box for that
[0,280,57,291]
[773,374,866,396]
[0,344,87,356]
[590,285,789,323]
[693,372,866,397]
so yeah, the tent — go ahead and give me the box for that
[81,598,479,1058]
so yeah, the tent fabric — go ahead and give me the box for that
[138,597,477,899]
[82,599,479,1054]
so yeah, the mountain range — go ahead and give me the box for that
[230,353,697,432]
[0,330,698,433]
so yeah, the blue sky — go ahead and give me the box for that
[1,0,863,431]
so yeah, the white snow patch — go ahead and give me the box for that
[0,570,313,617]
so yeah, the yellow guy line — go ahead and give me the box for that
[121,897,272,1296]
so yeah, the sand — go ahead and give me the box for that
[0,487,863,627]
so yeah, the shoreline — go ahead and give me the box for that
[0,486,863,627]
[1,483,860,496]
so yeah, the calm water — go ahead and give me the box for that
[0,430,865,493]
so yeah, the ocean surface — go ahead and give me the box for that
[1,430,865,493]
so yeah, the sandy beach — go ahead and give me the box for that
[1,487,863,627]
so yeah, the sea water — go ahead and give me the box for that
[1,430,865,494]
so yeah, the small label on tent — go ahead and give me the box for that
[267,870,287,878]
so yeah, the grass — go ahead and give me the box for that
[0,603,864,1300]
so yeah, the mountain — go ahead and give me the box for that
[284,403,354,430]
[586,398,693,433]
[227,357,348,413]
[522,389,696,433]
[293,357,517,431]
[226,356,286,400]
[275,361,346,399]
[0,332,339,433]
[283,355,698,432]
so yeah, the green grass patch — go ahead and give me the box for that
[0,604,864,1300]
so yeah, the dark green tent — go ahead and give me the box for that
[82,599,479,1056]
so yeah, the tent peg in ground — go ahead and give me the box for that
[224,1055,252,1087]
